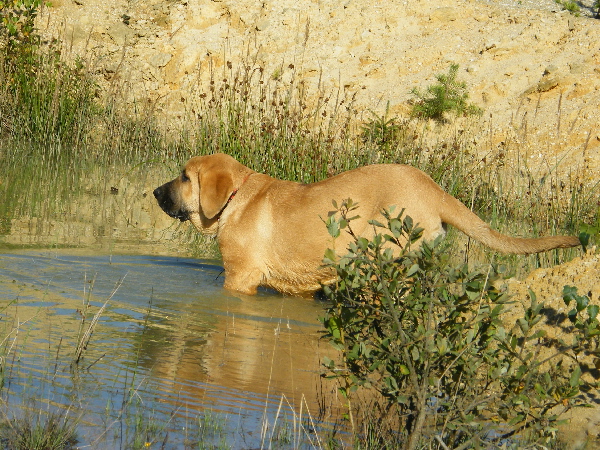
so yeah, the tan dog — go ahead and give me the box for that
[153,153,580,296]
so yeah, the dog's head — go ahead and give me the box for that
[153,153,251,235]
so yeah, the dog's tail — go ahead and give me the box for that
[438,193,580,254]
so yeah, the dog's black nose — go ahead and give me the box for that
[153,187,163,199]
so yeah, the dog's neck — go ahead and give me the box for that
[225,173,253,207]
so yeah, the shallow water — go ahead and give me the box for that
[0,250,342,448]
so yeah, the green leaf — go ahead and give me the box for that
[369,360,381,371]
[406,264,420,277]
[411,346,420,361]
[323,356,334,369]
[510,335,518,350]
[496,326,506,340]
[466,328,475,343]
[327,317,342,340]
[528,288,537,302]
[576,294,589,312]
[323,248,337,264]
[570,366,582,388]
[330,341,345,351]
[588,304,599,321]
[530,329,546,340]
[327,220,340,238]
[563,285,578,306]
[397,395,410,405]
[390,218,403,237]
[517,318,529,335]
[436,337,448,355]
[568,308,578,323]
[579,232,590,251]
[348,344,360,360]
[368,219,385,228]
[356,237,369,250]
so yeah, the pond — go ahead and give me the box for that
[0,249,344,448]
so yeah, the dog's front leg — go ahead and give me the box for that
[222,266,263,295]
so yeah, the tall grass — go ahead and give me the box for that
[0,28,597,268]
[0,410,78,450]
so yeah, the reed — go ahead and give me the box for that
[72,274,125,366]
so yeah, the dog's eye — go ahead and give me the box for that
[181,171,190,182]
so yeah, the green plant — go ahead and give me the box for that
[191,61,346,184]
[563,285,600,341]
[192,409,230,450]
[360,102,403,149]
[410,63,482,122]
[554,0,581,15]
[0,410,78,450]
[579,211,600,251]
[321,201,598,449]
[72,276,124,366]
[0,0,42,57]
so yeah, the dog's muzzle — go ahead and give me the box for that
[153,184,190,222]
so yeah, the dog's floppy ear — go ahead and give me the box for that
[199,168,234,219]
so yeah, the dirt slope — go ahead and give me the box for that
[37,0,600,176]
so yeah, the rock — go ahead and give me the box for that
[255,17,270,31]
[430,6,460,22]
[149,51,172,68]
[522,65,570,95]
[106,21,134,46]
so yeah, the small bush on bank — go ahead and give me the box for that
[321,200,599,449]
[554,0,581,16]
[410,64,482,122]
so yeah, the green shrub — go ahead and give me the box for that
[321,200,599,449]
[410,63,482,122]
[0,0,42,58]
[554,0,581,15]
[360,102,403,148]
